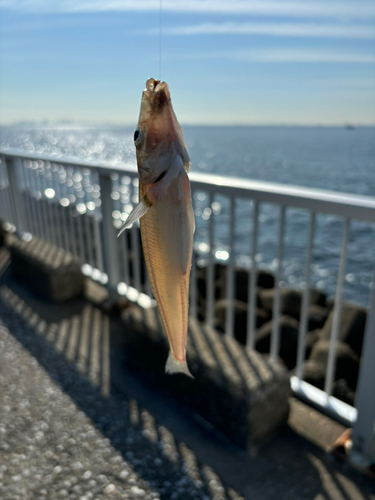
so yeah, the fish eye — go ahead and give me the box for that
[134,128,142,147]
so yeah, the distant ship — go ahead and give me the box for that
[345,124,356,130]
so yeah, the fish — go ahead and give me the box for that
[118,78,195,377]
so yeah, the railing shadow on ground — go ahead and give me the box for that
[124,301,280,392]
[0,281,241,500]
[0,247,11,279]
[0,270,374,500]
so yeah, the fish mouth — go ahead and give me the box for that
[145,78,170,113]
[146,78,161,93]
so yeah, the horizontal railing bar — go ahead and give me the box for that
[291,376,357,427]
[190,174,375,223]
[3,149,375,222]
[0,149,138,174]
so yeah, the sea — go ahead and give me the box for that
[1,125,375,306]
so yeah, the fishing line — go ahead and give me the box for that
[159,0,163,80]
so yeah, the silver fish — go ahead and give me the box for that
[118,78,195,377]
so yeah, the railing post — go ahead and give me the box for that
[225,197,235,337]
[350,270,375,468]
[324,218,350,396]
[206,192,215,328]
[296,211,316,380]
[247,200,259,349]
[98,171,121,296]
[4,156,28,233]
[270,206,286,362]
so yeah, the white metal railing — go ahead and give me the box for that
[1,149,374,467]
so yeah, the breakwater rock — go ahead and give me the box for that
[0,219,6,247]
[194,260,367,407]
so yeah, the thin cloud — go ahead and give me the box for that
[235,49,375,63]
[1,0,375,20]
[162,22,375,39]
[185,49,375,64]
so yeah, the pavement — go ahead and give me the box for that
[0,249,374,500]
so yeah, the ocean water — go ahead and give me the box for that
[1,125,375,306]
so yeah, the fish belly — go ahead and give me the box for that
[140,173,194,367]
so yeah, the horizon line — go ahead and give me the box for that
[1,121,374,128]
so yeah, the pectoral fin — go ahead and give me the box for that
[117,196,151,237]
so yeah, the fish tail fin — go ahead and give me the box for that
[117,196,151,237]
[165,351,193,379]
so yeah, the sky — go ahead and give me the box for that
[1,0,375,125]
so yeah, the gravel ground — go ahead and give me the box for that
[1,266,374,500]
[0,292,242,500]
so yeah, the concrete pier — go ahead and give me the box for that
[0,249,374,499]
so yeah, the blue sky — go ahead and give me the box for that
[1,0,375,125]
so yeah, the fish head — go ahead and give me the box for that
[134,78,191,185]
